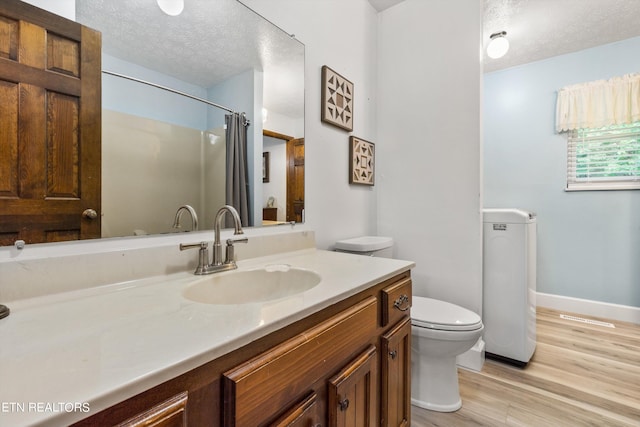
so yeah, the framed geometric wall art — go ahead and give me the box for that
[321,65,353,131]
[349,136,375,186]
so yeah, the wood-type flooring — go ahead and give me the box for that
[411,307,640,426]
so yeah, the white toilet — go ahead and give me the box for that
[411,296,483,412]
[335,236,484,413]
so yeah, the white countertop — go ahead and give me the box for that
[0,248,413,427]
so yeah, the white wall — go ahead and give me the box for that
[101,110,204,238]
[484,37,640,308]
[21,0,74,20]
[241,0,380,249]
[102,54,209,131]
[263,109,303,138]
[377,0,483,314]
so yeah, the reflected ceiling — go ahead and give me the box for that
[76,0,304,118]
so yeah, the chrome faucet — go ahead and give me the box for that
[212,205,247,266]
[180,205,248,275]
[172,205,198,231]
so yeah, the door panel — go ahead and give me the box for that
[47,91,80,198]
[328,345,377,427]
[0,80,18,198]
[381,317,411,427]
[0,0,101,245]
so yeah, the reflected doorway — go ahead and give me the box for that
[262,130,304,224]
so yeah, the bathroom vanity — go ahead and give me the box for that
[74,269,412,427]
[0,232,414,427]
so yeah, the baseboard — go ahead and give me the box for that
[456,338,485,372]
[537,292,640,325]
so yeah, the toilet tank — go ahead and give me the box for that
[335,236,394,258]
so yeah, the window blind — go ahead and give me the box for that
[567,122,640,191]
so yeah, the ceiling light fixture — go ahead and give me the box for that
[157,0,184,16]
[487,31,509,59]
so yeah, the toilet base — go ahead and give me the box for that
[411,347,465,413]
[411,397,461,412]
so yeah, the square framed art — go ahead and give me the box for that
[349,136,374,186]
[321,65,353,131]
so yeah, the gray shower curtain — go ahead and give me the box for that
[225,112,251,227]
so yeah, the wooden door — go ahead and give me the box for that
[286,137,304,223]
[381,317,411,427]
[328,345,377,427]
[0,0,101,246]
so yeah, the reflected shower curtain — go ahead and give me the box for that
[225,112,251,227]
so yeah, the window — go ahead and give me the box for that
[566,122,640,191]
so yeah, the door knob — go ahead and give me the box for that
[83,209,98,219]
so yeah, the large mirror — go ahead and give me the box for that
[73,0,304,240]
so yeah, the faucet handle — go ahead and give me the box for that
[179,241,208,251]
[225,237,248,264]
[180,242,210,275]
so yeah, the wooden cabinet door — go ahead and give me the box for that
[381,317,411,427]
[328,345,378,427]
[0,0,101,245]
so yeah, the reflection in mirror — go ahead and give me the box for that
[101,108,226,237]
[78,0,305,238]
[0,0,304,247]
[262,130,305,225]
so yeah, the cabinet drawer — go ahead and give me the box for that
[115,392,188,427]
[381,276,412,327]
[269,392,319,427]
[223,296,378,426]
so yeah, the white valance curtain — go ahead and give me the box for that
[555,73,640,132]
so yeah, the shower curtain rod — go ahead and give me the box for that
[101,70,250,124]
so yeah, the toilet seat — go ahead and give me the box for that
[411,296,482,331]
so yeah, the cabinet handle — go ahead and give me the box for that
[393,294,410,311]
[389,350,397,360]
[338,398,349,411]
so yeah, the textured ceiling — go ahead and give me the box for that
[78,0,640,115]
[369,0,640,73]
[76,0,304,118]
[483,0,640,72]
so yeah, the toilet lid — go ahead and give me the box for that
[411,297,482,331]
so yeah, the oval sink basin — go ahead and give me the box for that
[182,265,321,305]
